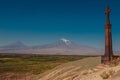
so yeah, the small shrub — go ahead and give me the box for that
[109,69,115,77]
[100,70,115,79]
[110,57,120,67]
[100,71,109,79]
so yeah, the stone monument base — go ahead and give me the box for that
[101,55,120,64]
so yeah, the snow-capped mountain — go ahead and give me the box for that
[32,38,80,49]
[60,38,71,45]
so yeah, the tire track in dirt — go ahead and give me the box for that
[38,66,75,80]
[53,66,81,80]
[36,57,101,80]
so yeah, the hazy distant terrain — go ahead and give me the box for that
[0,38,103,55]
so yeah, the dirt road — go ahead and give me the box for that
[34,57,101,80]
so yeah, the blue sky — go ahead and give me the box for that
[0,0,120,50]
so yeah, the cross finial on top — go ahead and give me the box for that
[105,6,111,24]
[105,6,111,15]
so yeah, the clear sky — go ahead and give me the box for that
[0,0,120,50]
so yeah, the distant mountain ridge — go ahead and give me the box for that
[0,41,28,49]
[0,38,103,55]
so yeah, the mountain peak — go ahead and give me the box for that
[60,38,71,45]
[11,41,25,46]
[0,41,28,49]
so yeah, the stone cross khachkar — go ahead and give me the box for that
[101,6,113,64]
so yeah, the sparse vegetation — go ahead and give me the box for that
[0,54,88,74]
[110,57,120,67]
[0,54,100,80]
